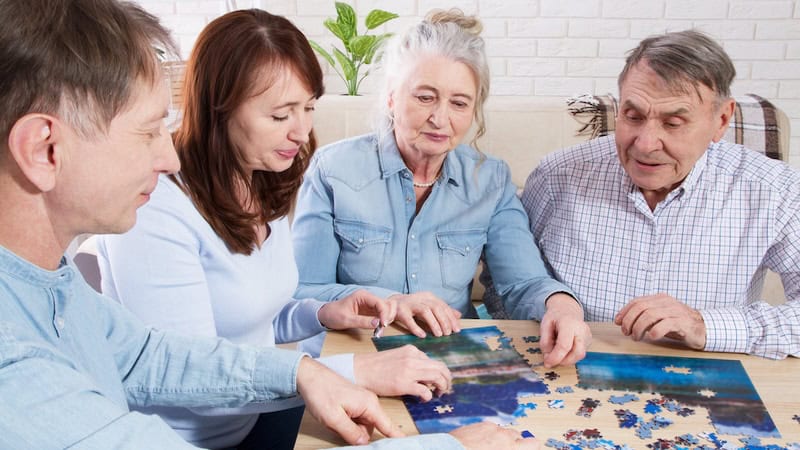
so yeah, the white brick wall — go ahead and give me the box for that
[135,0,800,166]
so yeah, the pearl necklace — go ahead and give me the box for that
[413,174,440,188]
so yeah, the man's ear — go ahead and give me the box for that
[712,98,736,143]
[7,114,59,192]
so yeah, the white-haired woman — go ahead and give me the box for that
[293,9,590,368]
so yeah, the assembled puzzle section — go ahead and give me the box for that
[373,326,800,449]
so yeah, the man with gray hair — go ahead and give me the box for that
[0,1,538,449]
[520,30,800,361]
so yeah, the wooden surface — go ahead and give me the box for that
[295,320,800,449]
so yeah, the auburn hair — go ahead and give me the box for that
[172,9,323,254]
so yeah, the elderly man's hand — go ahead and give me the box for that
[449,422,540,449]
[539,293,591,368]
[354,344,452,401]
[614,293,707,350]
[297,357,404,445]
[389,292,462,338]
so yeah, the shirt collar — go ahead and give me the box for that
[623,143,711,202]
[0,245,75,287]
[377,133,459,187]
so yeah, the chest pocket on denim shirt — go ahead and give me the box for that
[436,230,487,290]
[334,219,392,283]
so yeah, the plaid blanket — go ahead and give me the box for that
[566,93,784,161]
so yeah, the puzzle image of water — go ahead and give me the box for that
[576,352,779,438]
[373,325,548,433]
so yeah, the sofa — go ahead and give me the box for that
[307,93,791,306]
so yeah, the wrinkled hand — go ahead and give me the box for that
[614,293,706,350]
[389,292,462,338]
[450,422,540,450]
[539,293,591,368]
[354,344,452,401]
[296,357,404,445]
[318,290,397,331]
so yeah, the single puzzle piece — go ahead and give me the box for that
[527,347,543,354]
[513,402,538,417]
[793,414,800,424]
[647,438,676,449]
[676,407,695,417]
[556,386,575,394]
[608,393,639,405]
[523,335,541,343]
[582,428,602,439]
[649,415,673,430]
[520,430,535,438]
[675,434,700,445]
[545,371,560,381]
[698,432,728,448]
[548,399,565,409]
[644,400,663,414]
[636,425,653,440]
[434,404,454,414]
[614,409,639,428]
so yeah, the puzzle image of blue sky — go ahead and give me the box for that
[575,352,779,438]
[372,325,547,434]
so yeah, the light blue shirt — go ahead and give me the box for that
[0,244,464,449]
[0,244,302,449]
[524,136,800,359]
[293,133,574,321]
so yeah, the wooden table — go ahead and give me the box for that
[295,320,800,449]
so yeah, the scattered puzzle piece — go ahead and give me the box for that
[548,399,565,409]
[577,398,600,418]
[523,335,541,343]
[556,386,575,394]
[793,414,800,424]
[520,430,535,439]
[609,393,639,405]
[527,347,543,354]
[545,371,560,381]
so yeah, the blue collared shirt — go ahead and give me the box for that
[293,133,574,320]
[523,135,800,359]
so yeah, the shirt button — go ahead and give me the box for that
[410,234,416,240]
[406,197,412,203]
[55,316,65,329]
[465,246,470,252]
[358,238,364,243]
[411,273,417,279]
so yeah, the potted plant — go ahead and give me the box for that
[310,2,398,95]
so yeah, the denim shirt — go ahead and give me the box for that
[0,244,305,449]
[293,133,574,320]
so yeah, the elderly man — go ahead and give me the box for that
[0,1,537,449]
[524,30,800,361]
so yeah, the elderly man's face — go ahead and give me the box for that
[615,61,733,209]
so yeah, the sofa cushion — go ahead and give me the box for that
[566,93,788,161]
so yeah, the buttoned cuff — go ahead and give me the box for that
[700,308,749,354]
[253,347,307,400]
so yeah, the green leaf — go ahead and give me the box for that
[365,10,399,30]
[333,47,357,82]
[309,40,336,68]
[363,33,392,64]
[334,2,356,41]
[323,19,348,45]
[349,35,376,62]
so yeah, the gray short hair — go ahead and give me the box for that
[618,29,735,104]
[0,0,176,143]
[375,9,490,148]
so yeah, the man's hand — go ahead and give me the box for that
[388,292,462,338]
[354,345,452,401]
[318,290,397,331]
[296,357,404,445]
[615,293,706,350]
[449,422,540,449]
[539,293,591,368]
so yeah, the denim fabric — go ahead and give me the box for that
[293,133,575,322]
[0,244,304,449]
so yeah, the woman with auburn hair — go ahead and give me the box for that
[96,9,451,450]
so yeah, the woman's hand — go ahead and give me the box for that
[318,290,397,331]
[353,345,452,401]
[389,292,462,338]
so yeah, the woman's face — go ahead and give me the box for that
[228,67,316,174]
[389,54,477,161]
